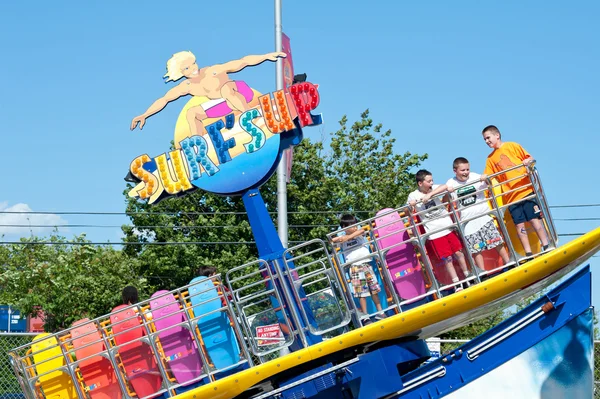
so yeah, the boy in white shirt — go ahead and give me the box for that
[408,170,471,291]
[424,157,511,271]
[332,214,385,320]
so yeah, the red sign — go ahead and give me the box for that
[256,323,283,346]
[282,33,294,88]
[282,32,295,182]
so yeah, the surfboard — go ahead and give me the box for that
[188,277,241,370]
[31,333,77,399]
[150,290,203,384]
[70,318,122,399]
[110,304,163,398]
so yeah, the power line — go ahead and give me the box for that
[0,240,307,246]
[554,218,600,221]
[0,224,242,229]
[0,218,597,230]
[0,210,357,216]
[0,203,598,217]
[549,204,600,209]
[0,233,588,246]
[0,224,339,229]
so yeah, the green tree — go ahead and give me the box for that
[324,110,426,213]
[122,182,256,290]
[0,234,146,332]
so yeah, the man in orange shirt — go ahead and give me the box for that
[481,125,550,257]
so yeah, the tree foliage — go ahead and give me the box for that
[325,111,425,212]
[0,234,146,332]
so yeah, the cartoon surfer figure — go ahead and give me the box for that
[130,51,286,136]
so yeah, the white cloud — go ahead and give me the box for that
[0,202,68,238]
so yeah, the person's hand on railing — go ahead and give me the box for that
[331,235,346,244]
[523,157,535,166]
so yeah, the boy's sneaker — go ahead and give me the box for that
[541,245,555,253]
[518,252,534,265]
[374,313,387,321]
[455,285,464,293]
[363,318,373,326]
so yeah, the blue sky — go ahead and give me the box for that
[0,1,598,303]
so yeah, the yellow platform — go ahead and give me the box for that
[175,226,600,399]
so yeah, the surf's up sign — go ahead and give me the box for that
[127,82,321,204]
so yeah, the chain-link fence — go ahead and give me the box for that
[0,335,598,397]
[0,333,36,399]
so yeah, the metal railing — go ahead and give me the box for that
[325,162,558,323]
[5,276,252,399]
[4,162,563,398]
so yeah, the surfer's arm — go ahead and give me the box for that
[214,52,286,74]
[143,84,188,118]
[131,84,189,130]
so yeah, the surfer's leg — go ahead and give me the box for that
[221,81,251,113]
[186,105,208,136]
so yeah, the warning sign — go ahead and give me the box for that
[424,338,441,364]
[256,323,283,346]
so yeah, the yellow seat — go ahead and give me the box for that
[31,333,77,399]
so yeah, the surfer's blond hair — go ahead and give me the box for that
[163,51,196,82]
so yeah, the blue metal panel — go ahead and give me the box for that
[277,340,430,399]
[395,265,593,398]
[281,364,336,399]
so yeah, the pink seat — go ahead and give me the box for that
[110,305,163,398]
[374,209,426,300]
[150,290,203,384]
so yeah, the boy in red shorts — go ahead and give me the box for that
[408,170,471,291]
[481,125,550,257]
